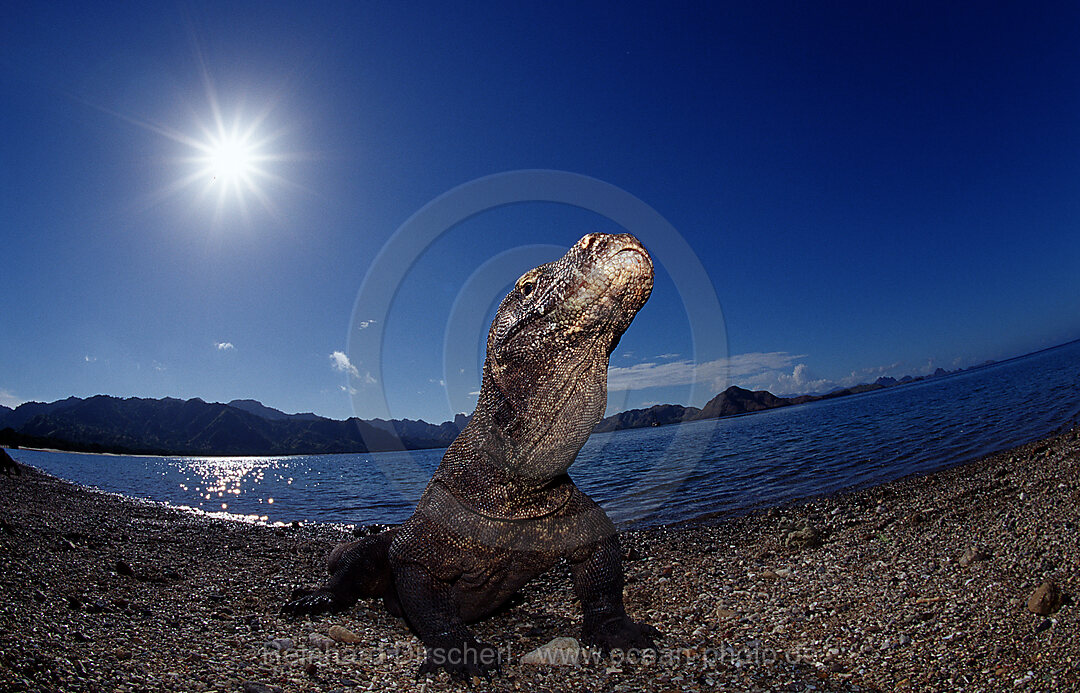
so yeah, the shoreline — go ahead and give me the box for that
[1,428,1078,691]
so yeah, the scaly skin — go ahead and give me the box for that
[283,233,659,679]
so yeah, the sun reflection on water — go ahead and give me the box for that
[168,456,291,523]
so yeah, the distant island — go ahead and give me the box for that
[0,363,989,457]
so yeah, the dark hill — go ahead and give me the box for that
[227,399,321,422]
[593,404,701,433]
[1,396,467,457]
[695,386,792,419]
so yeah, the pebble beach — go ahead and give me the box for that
[1,427,1078,692]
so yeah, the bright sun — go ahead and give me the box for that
[105,53,299,226]
[206,135,254,184]
[194,125,266,193]
[179,114,284,221]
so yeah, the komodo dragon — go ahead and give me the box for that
[284,232,659,679]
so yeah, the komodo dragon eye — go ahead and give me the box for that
[515,273,538,297]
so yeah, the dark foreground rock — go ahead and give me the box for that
[1,428,1079,691]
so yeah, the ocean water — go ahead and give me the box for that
[11,340,1080,529]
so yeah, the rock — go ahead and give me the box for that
[520,637,583,666]
[32,589,46,603]
[783,524,823,549]
[266,638,294,652]
[760,569,779,580]
[241,682,281,693]
[307,633,335,651]
[1027,581,1064,616]
[958,546,990,567]
[327,625,362,644]
[304,661,318,678]
[115,560,134,577]
[715,608,738,621]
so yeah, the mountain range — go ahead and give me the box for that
[0,363,984,456]
[0,396,466,456]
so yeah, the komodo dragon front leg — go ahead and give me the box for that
[392,560,503,680]
[570,532,661,652]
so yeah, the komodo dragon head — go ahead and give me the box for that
[472,233,653,485]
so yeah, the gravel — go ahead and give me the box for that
[1,426,1078,692]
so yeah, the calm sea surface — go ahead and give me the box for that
[12,340,1080,528]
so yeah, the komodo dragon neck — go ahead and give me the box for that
[431,233,654,521]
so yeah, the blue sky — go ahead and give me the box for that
[2,2,1078,424]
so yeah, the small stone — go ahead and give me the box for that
[327,625,362,644]
[520,637,582,666]
[783,525,823,549]
[267,638,294,652]
[115,560,135,577]
[1027,581,1064,616]
[958,546,990,567]
[32,589,46,603]
[241,683,281,693]
[304,661,318,678]
[308,633,336,651]
[760,569,779,580]
[715,608,738,621]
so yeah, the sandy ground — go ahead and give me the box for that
[0,427,1078,692]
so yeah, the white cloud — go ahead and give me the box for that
[655,353,680,360]
[84,355,97,363]
[215,342,235,351]
[607,351,805,392]
[330,350,361,379]
[607,351,922,398]
[340,385,358,395]
[152,361,167,372]
[357,320,377,330]
[740,363,838,395]
[0,389,24,408]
